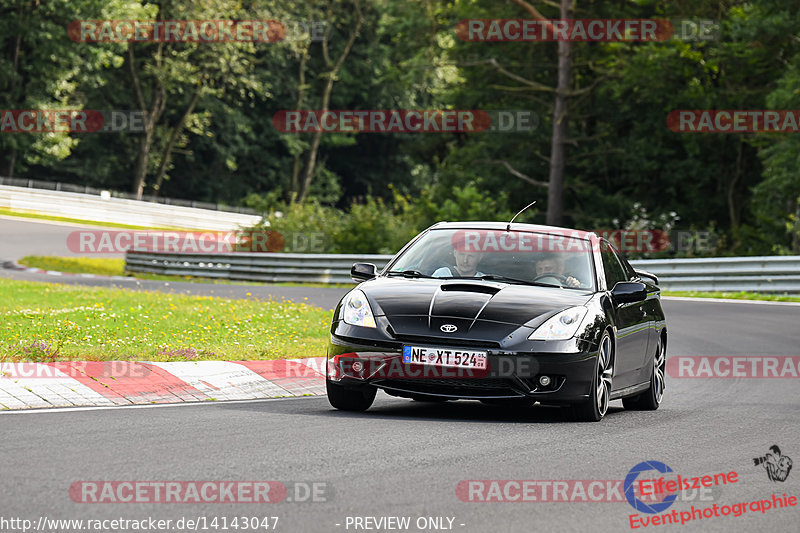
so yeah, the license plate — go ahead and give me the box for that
[402,346,487,369]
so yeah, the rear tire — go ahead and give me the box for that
[623,336,665,411]
[572,332,613,422]
[326,380,376,411]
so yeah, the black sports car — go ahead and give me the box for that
[325,222,666,421]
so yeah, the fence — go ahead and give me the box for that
[0,176,258,214]
[630,256,800,293]
[0,183,261,231]
[124,251,800,292]
[125,252,392,284]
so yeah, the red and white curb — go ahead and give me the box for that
[0,357,326,410]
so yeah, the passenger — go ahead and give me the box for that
[432,249,486,278]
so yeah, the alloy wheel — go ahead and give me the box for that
[596,334,613,417]
[652,340,665,405]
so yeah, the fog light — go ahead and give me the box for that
[539,375,551,387]
[351,361,363,372]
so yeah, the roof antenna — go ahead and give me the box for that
[506,201,537,232]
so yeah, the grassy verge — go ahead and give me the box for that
[0,278,331,362]
[663,290,800,302]
[19,256,127,276]
[18,255,226,284]
[17,255,354,288]
[18,255,249,284]
[0,207,195,230]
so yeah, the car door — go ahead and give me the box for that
[600,240,649,389]
[613,246,654,378]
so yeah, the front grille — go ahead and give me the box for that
[392,334,501,349]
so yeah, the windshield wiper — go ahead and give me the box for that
[476,274,559,287]
[387,269,434,279]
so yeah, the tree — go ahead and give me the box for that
[293,0,365,203]
[0,0,131,177]
[510,0,572,225]
[126,0,276,199]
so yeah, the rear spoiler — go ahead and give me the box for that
[635,269,659,285]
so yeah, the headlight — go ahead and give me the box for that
[341,289,377,328]
[528,307,588,341]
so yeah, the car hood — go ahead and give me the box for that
[357,277,593,340]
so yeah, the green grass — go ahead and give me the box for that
[663,290,800,302]
[0,278,331,362]
[18,255,354,287]
[0,207,196,230]
[19,255,266,285]
[20,256,126,276]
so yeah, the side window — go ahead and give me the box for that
[600,241,627,289]
[613,248,638,280]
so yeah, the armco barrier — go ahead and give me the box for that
[0,176,258,214]
[125,251,393,284]
[124,251,800,292]
[0,184,261,231]
[631,256,800,293]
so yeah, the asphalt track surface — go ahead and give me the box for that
[0,217,347,309]
[1,217,799,533]
[0,215,124,259]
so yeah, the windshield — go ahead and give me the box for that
[387,228,596,290]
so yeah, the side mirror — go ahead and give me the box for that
[635,269,659,285]
[611,281,647,304]
[351,262,377,282]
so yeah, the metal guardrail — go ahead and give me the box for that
[632,256,800,293]
[125,251,392,284]
[0,184,261,231]
[0,176,258,215]
[125,251,800,292]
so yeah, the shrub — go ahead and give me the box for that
[244,181,514,254]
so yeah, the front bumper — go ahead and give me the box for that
[327,334,598,403]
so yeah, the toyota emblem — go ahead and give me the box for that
[440,324,457,333]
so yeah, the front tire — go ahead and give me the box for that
[623,335,665,411]
[326,380,376,411]
[572,332,613,422]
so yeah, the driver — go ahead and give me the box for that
[535,256,581,288]
[433,249,486,278]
